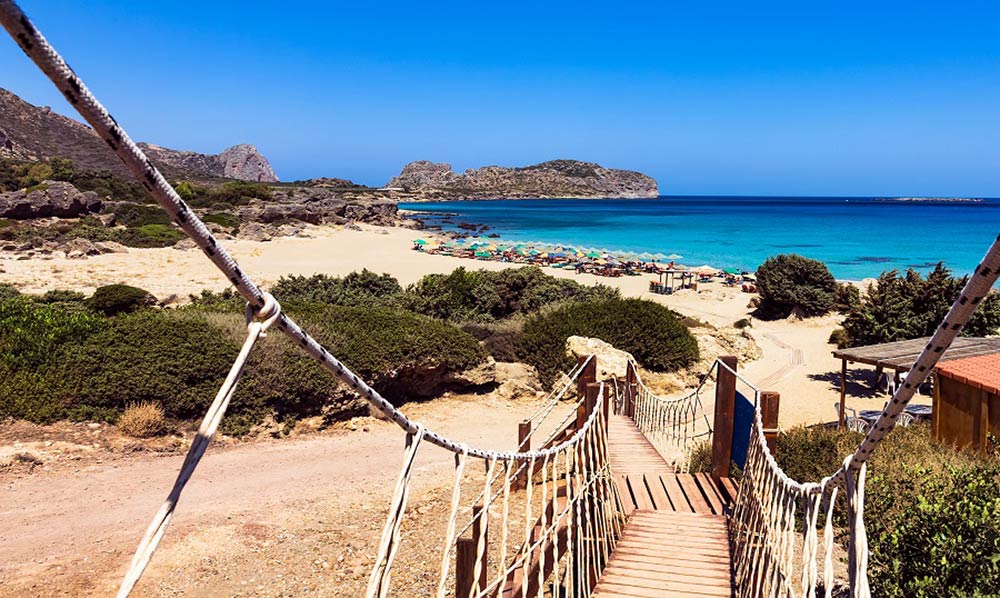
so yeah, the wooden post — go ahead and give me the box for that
[456,506,488,597]
[711,356,738,483]
[577,355,597,400]
[625,361,637,417]
[515,421,531,490]
[761,391,780,455]
[932,372,942,442]
[455,537,476,598]
[585,382,601,424]
[839,359,848,428]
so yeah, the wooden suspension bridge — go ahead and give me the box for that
[454,355,780,598]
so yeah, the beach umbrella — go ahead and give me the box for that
[530,249,541,255]
[692,265,717,275]
[637,252,655,261]
[475,250,491,257]
[666,253,684,260]
[724,267,741,275]
[413,239,428,245]
[587,251,601,258]
[551,252,566,258]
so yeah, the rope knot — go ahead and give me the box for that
[246,292,281,334]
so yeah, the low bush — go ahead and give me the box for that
[202,211,240,229]
[755,254,837,318]
[113,203,171,228]
[86,284,155,316]
[405,266,619,323]
[0,283,20,301]
[116,223,185,247]
[520,298,699,387]
[774,423,997,594]
[827,327,850,348]
[272,270,404,307]
[733,318,752,329]
[117,401,168,438]
[38,289,86,304]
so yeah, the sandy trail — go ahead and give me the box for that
[0,395,571,596]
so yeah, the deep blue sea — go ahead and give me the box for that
[400,196,1000,280]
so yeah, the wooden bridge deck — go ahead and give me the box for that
[598,413,736,596]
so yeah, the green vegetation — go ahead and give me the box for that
[202,211,240,229]
[85,284,156,316]
[520,298,699,386]
[272,270,404,308]
[755,254,837,318]
[770,424,1000,596]
[839,263,1000,347]
[176,179,272,208]
[116,401,169,438]
[0,156,149,202]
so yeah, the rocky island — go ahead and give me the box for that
[387,159,658,200]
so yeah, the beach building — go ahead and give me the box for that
[934,353,1000,452]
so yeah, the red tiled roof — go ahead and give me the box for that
[936,352,1000,396]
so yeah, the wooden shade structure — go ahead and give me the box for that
[831,337,1000,426]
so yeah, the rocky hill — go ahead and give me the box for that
[0,87,278,182]
[387,159,658,199]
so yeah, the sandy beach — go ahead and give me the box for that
[0,222,928,428]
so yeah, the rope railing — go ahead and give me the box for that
[629,362,714,472]
[366,381,626,598]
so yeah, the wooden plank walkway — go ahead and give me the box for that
[593,511,734,597]
[598,413,736,596]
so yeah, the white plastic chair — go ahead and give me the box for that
[897,412,915,427]
[846,417,870,434]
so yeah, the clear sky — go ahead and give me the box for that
[2,1,1000,196]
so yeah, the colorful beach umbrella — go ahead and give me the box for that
[413,239,428,245]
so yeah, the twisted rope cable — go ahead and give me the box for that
[116,294,280,598]
[0,0,593,464]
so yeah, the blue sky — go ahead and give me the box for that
[2,1,1000,196]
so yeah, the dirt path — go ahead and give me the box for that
[0,394,570,597]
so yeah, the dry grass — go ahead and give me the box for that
[117,401,168,438]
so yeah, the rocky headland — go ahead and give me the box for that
[387,159,658,200]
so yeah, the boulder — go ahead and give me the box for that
[565,336,636,380]
[63,237,99,259]
[0,181,102,219]
[237,222,273,242]
[93,241,128,254]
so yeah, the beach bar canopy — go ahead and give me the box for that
[832,336,1000,426]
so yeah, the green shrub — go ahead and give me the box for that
[520,298,699,387]
[86,284,155,316]
[51,311,238,421]
[404,267,619,323]
[292,303,488,402]
[113,203,171,227]
[0,283,20,301]
[116,223,184,247]
[202,211,240,229]
[828,327,850,348]
[38,289,86,304]
[462,320,525,362]
[755,254,837,318]
[867,465,1000,597]
[0,296,105,370]
[834,282,861,313]
[841,263,1000,348]
[272,270,404,307]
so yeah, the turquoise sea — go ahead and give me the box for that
[399,196,1000,280]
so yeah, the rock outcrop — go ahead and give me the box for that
[388,159,658,199]
[138,143,278,182]
[237,185,398,226]
[565,336,636,380]
[0,180,101,219]
[0,87,278,182]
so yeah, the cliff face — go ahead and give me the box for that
[387,159,658,199]
[0,87,278,182]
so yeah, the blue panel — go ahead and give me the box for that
[731,390,755,469]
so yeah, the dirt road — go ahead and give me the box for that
[0,395,569,597]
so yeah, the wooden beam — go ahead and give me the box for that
[577,355,597,400]
[839,358,848,428]
[932,372,941,442]
[711,356,738,483]
[515,420,531,490]
[761,391,780,455]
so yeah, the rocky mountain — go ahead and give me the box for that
[0,87,278,182]
[387,159,658,199]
